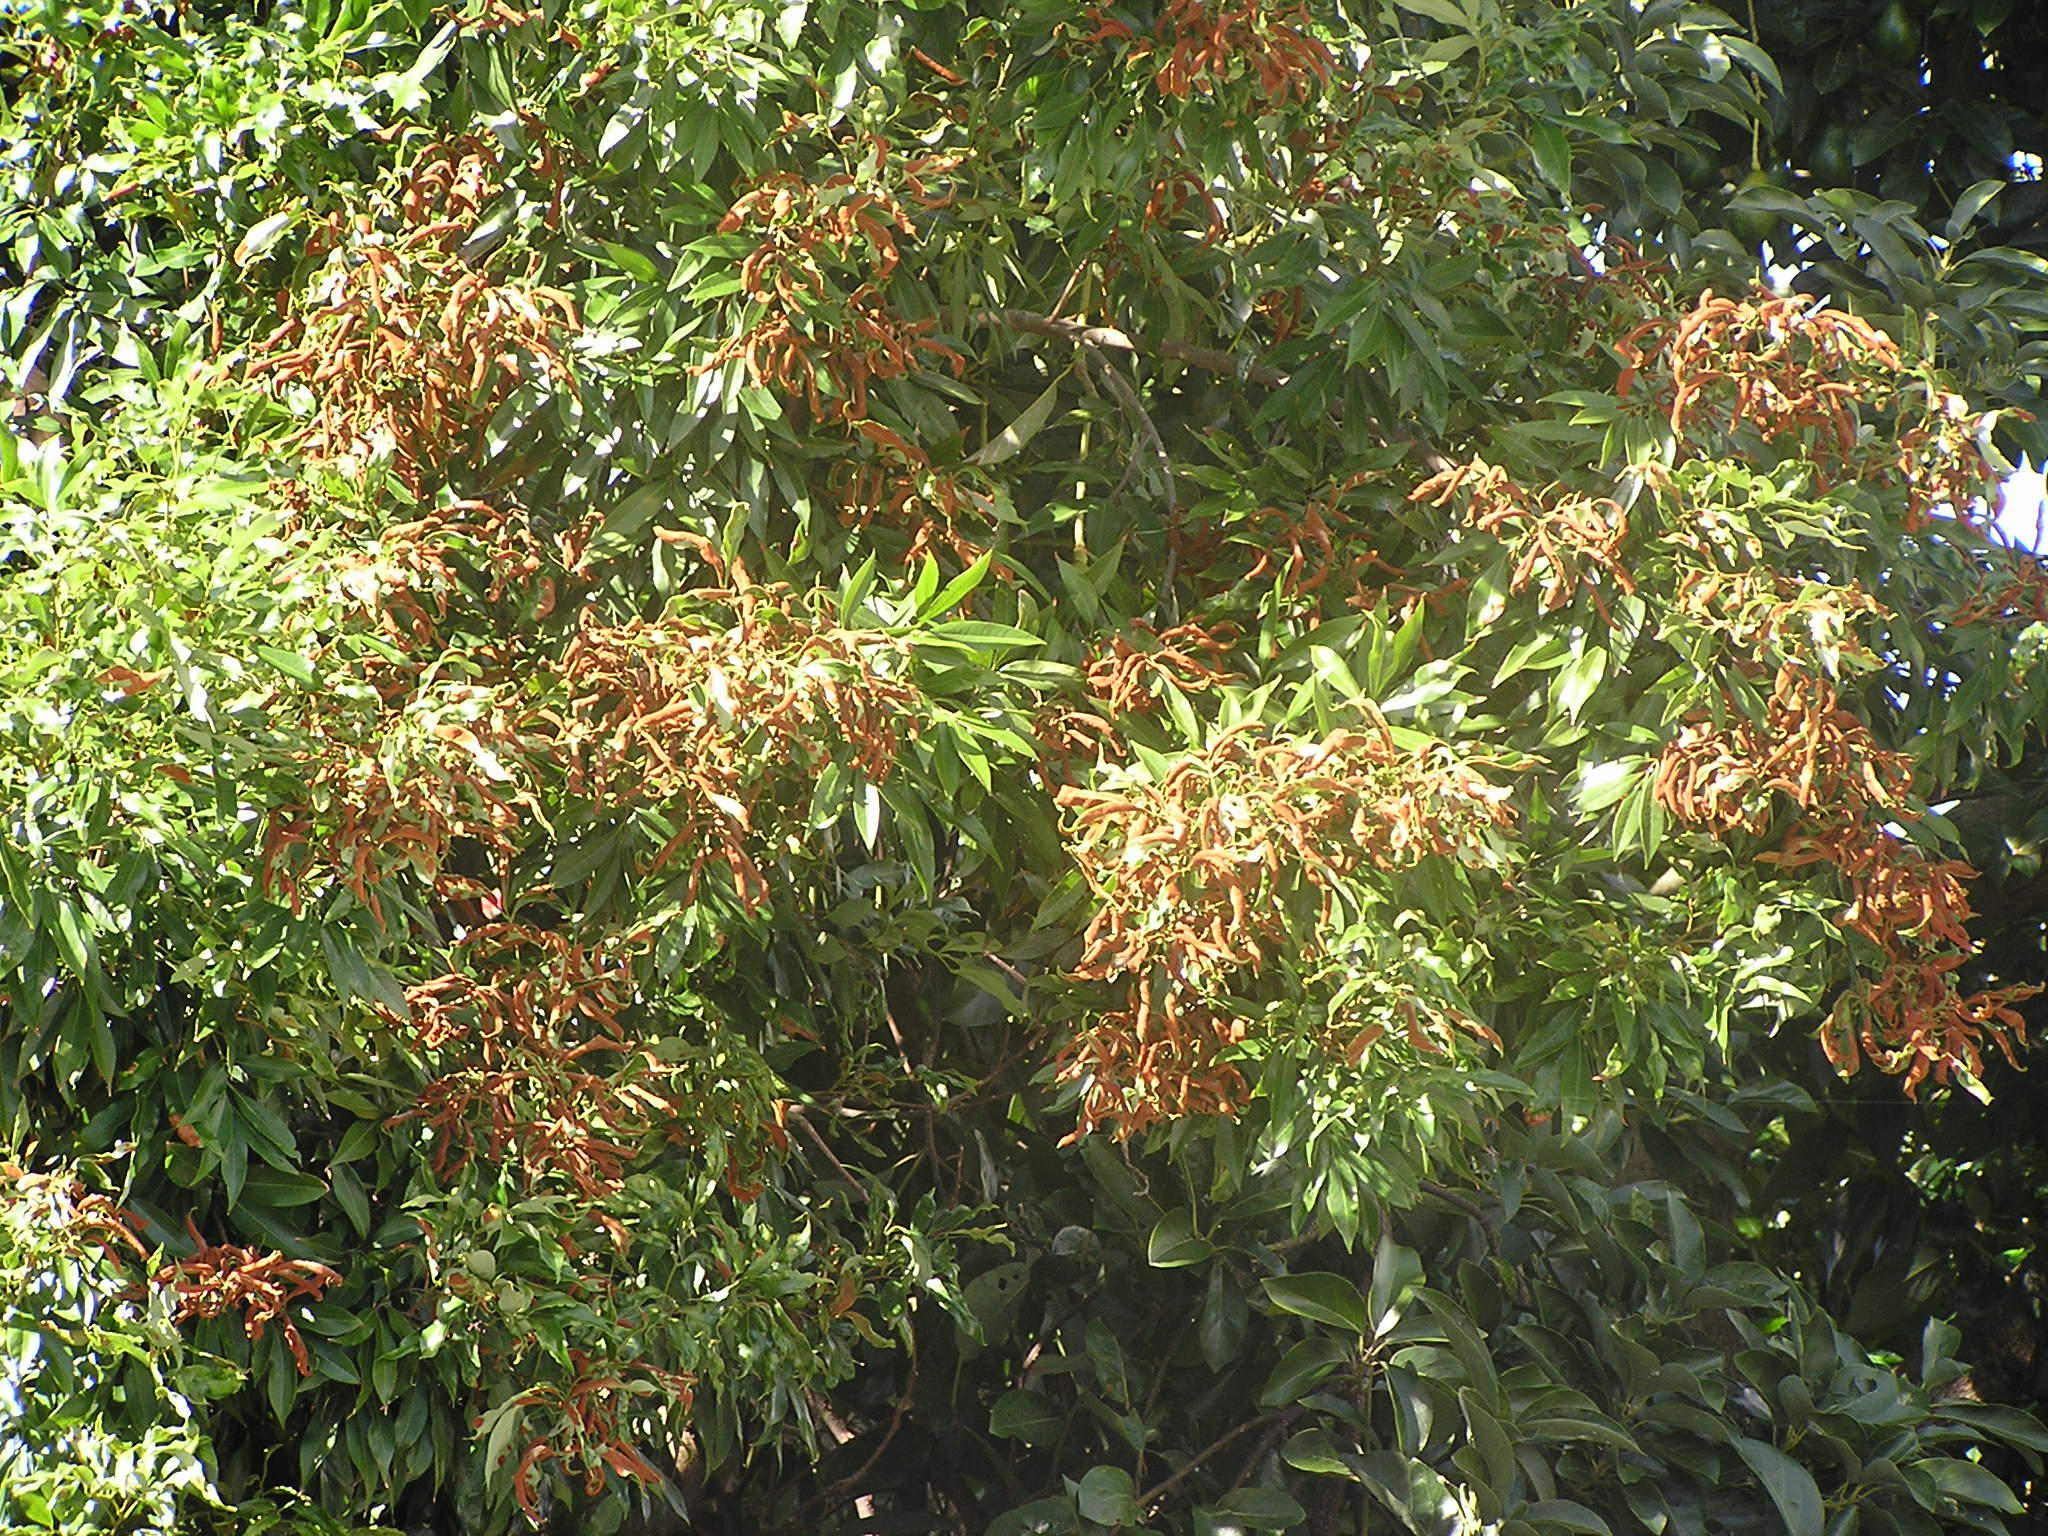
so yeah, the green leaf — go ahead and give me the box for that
[1394,0,1472,27]
[990,1389,1065,1447]
[1730,1436,1823,1536]
[1147,1209,1214,1268]
[1919,1457,2022,1513]
[1352,1451,1466,1536]
[1931,1402,2048,1456]
[1553,645,1607,722]
[1211,1487,1308,1530]
[1416,1289,1499,1403]
[330,1162,371,1238]
[1263,1272,1368,1333]
[1369,1232,1425,1336]
[1074,1465,1140,1527]
[1199,1265,1250,1371]
[1282,1428,1358,1477]
[1258,1335,1349,1407]
[236,1166,329,1209]
[1530,124,1572,192]
[1945,179,2005,244]
[233,212,295,267]
[1521,1500,1613,1535]
[584,481,675,566]
[920,549,994,620]
[597,240,660,282]
[920,620,1044,651]
[969,376,1064,465]
[255,645,320,686]
[990,1497,1082,1536]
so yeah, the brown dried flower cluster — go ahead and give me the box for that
[2,1165,148,1265]
[831,418,1001,565]
[1617,288,1899,476]
[392,922,682,1206]
[554,578,918,910]
[1669,557,1884,670]
[156,1218,342,1376]
[704,158,964,422]
[247,136,577,494]
[1622,291,2018,531]
[263,497,601,921]
[1078,0,1336,105]
[355,499,591,649]
[506,1355,695,1522]
[1054,721,1513,1136]
[1892,386,2021,530]
[262,686,536,925]
[1412,457,1635,619]
[1655,663,2035,1094]
[1083,619,1239,717]
[1825,957,2034,1099]
[1653,664,1911,837]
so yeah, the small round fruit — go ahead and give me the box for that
[1872,2,1920,66]
[1810,124,1855,185]
[1728,169,1781,246]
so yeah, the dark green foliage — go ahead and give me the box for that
[2,2,2046,1534]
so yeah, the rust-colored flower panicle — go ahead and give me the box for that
[1083,619,1239,716]
[1078,0,1337,106]
[390,921,672,1202]
[1653,663,1909,837]
[1616,288,1900,473]
[555,589,919,908]
[1669,557,1884,672]
[1771,810,1976,954]
[246,136,579,494]
[1824,959,2035,1099]
[1619,290,2016,529]
[831,418,1001,564]
[261,686,537,925]
[505,1356,695,1521]
[157,1222,341,1376]
[1056,992,1250,1142]
[1062,723,1513,986]
[703,156,964,422]
[1053,721,1514,1137]
[1656,661,2038,1095]
[1412,458,1634,619]
[2,1166,150,1265]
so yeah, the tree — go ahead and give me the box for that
[2,1,2046,1533]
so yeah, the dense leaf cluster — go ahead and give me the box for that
[2,2,2047,1534]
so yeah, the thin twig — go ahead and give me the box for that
[1138,1407,1300,1508]
[791,1347,920,1529]
[786,1105,869,1206]
[1090,353,1177,512]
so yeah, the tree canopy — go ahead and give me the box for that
[3,2,2047,1534]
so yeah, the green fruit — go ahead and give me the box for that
[1672,138,1721,190]
[1872,2,1920,66]
[1728,169,1781,246]
[1811,124,1855,185]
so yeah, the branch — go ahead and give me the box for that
[1138,1406,1302,1508]
[788,1346,919,1530]
[974,308,1457,475]
[1418,1178,1496,1235]
[972,308,1292,390]
[786,1104,869,1206]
